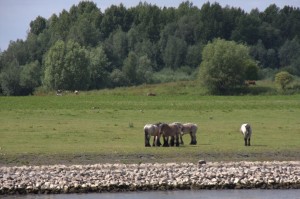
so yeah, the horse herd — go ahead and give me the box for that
[144,122,252,147]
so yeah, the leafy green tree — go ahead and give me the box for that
[199,38,256,94]
[63,40,89,90]
[0,60,21,95]
[275,71,293,90]
[109,28,128,67]
[231,13,261,45]
[133,3,162,42]
[163,36,187,69]
[20,61,41,94]
[133,39,158,70]
[279,37,300,67]
[30,16,47,35]
[250,40,279,68]
[127,27,140,51]
[137,55,153,83]
[100,4,131,38]
[88,46,110,89]
[261,4,280,25]
[109,69,128,87]
[43,40,65,90]
[122,51,138,84]
[67,1,102,47]
[199,2,225,42]
[244,59,259,80]
[43,40,89,90]
[175,15,198,45]
[185,43,203,68]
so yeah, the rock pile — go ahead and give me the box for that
[0,161,299,195]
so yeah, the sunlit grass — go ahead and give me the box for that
[0,80,299,165]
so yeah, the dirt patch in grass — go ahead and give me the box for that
[1,151,299,166]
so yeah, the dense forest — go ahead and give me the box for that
[0,1,300,95]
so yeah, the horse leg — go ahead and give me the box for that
[180,134,184,145]
[175,134,180,147]
[152,135,156,147]
[145,131,151,147]
[244,138,247,146]
[193,133,197,145]
[166,136,170,147]
[157,134,162,146]
[170,136,175,146]
[248,138,251,146]
[189,132,193,145]
[163,136,168,147]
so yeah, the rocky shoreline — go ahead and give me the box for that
[1,161,299,195]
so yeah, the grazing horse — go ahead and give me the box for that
[172,122,198,145]
[159,123,180,147]
[240,123,252,146]
[144,123,161,147]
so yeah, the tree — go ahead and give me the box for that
[275,71,293,90]
[30,16,47,35]
[20,61,41,94]
[231,13,261,45]
[122,51,138,84]
[199,38,256,94]
[163,36,187,69]
[43,40,65,90]
[0,60,21,95]
[279,37,300,67]
[88,46,110,89]
[185,43,203,68]
[43,40,89,90]
[244,59,259,80]
[63,40,89,90]
[137,55,153,83]
[109,69,128,87]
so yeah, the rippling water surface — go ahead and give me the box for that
[3,189,300,199]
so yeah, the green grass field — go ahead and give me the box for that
[0,81,299,165]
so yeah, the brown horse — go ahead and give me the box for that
[158,123,180,147]
[144,123,161,147]
[172,122,197,145]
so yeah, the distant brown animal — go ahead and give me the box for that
[246,80,256,86]
[147,92,156,96]
[158,123,180,147]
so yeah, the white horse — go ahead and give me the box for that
[172,122,198,145]
[240,123,252,146]
[144,123,161,147]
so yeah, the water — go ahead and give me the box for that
[3,190,300,199]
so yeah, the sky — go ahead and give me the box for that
[1,0,300,51]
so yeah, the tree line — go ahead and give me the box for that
[0,1,300,95]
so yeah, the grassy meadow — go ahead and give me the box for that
[0,81,299,165]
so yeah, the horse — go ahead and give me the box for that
[144,123,161,147]
[240,123,252,146]
[158,123,180,147]
[172,122,198,145]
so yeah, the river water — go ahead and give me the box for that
[3,190,300,199]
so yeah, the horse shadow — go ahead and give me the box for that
[251,144,268,147]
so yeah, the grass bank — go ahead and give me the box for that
[0,81,299,166]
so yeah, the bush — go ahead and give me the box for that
[199,38,257,94]
[275,71,294,91]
